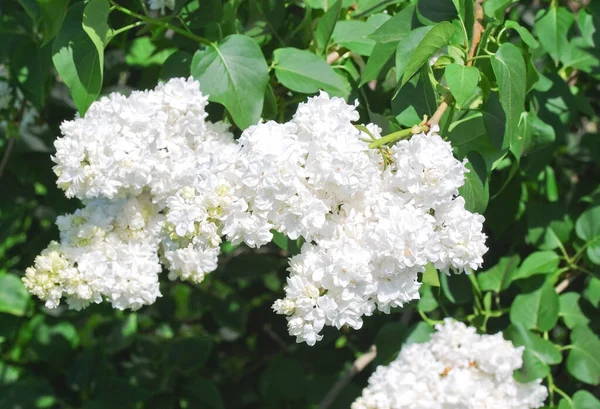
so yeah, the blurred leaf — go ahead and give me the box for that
[572,391,600,409]
[585,278,600,308]
[0,274,30,316]
[510,277,559,332]
[477,254,520,293]
[483,0,517,20]
[418,284,439,313]
[422,263,440,287]
[181,378,225,409]
[405,322,434,344]
[38,0,70,45]
[0,379,56,409]
[260,355,306,400]
[401,21,454,86]
[105,313,137,354]
[168,336,212,372]
[89,376,151,409]
[445,64,479,109]
[417,0,457,25]
[504,324,562,382]
[125,37,176,67]
[567,325,600,385]
[191,34,268,129]
[273,47,348,96]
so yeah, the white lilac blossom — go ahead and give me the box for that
[52,77,233,203]
[147,0,175,14]
[270,92,487,345]
[25,78,236,309]
[352,320,548,409]
[26,81,487,342]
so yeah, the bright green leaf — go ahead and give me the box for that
[534,6,575,64]
[333,14,391,56]
[559,293,590,329]
[504,324,562,382]
[459,151,489,214]
[52,2,103,115]
[395,26,432,82]
[491,43,526,156]
[505,20,540,48]
[368,5,416,43]
[510,277,559,332]
[513,251,560,280]
[575,205,600,265]
[361,41,396,85]
[316,0,342,52]
[444,64,479,109]
[0,274,30,316]
[567,325,600,385]
[273,47,348,96]
[401,22,455,86]
[478,254,520,293]
[191,34,268,129]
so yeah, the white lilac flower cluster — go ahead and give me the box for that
[24,77,487,344]
[352,319,548,409]
[24,77,236,310]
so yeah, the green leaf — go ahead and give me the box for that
[504,324,562,382]
[37,0,70,45]
[418,284,439,313]
[375,322,408,365]
[444,64,479,109]
[160,51,193,81]
[11,38,52,109]
[401,22,455,86]
[260,355,306,400]
[505,20,540,48]
[513,251,560,280]
[477,254,520,293]
[459,151,489,214]
[395,26,432,82]
[52,2,103,115]
[181,378,225,409]
[483,0,517,20]
[422,263,440,287]
[417,0,458,25]
[316,0,342,52]
[491,43,526,155]
[368,5,416,43]
[82,0,113,55]
[440,272,473,305]
[510,277,559,332]
[405,321,434,344]
[191,34,268,129]
[273,47,347,96]
[575,205,600,265]
[584,278,600,308]
[168,336,212,372]
[527,202,573,250]
[559,293,590,330]
[332,14,391,56]
[271,231,288,251]
[573,391,600,409]
[125,37,176,67]
[513,111,556,158]
[361,41,396,85]
[305,0,354,10]
[0,274,30,316]
[567,325,600,385]
[392,69,436,126]
[534,6,575,64]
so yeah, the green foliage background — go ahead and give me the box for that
[0,0,599,408]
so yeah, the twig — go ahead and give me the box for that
[427,0,485,127]
[555,273,580,294]
[318,345,377,409]
[0,137,15,184]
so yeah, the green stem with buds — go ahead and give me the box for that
[368,124,429,149]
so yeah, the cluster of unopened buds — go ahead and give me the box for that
[24,77,488,344]
[352,319,548,409]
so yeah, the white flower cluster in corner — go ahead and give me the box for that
[24,78,236,310]
[24,78,488,342]
[352,319,548,409]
